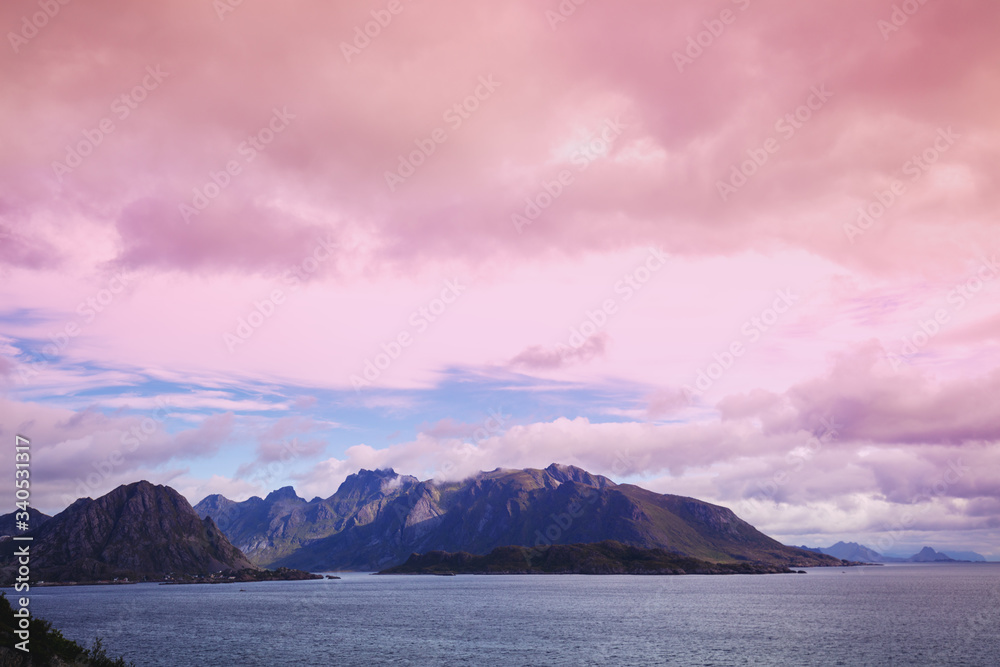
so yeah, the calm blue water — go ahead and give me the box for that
[25,563,1000,666]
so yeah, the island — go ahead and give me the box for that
[378,541,816,576]
[159,567,322,585]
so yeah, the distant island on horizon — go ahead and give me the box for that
[3,464,994,587]
[799,541,992,563]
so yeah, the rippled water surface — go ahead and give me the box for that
[27,563,1000,666]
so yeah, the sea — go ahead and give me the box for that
[26,563,1000,666]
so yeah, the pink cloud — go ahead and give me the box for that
[719,343,1000,445]
[113,197,336,275]
[3,0,999,555]
[0,397,237,510]
[1,0,997,277]
[509,332,608,370]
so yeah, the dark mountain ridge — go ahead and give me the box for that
[196,463,841,571]
[1,481,254,584]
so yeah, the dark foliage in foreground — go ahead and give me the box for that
[0,593,133,666]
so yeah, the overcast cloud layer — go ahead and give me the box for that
[1,0,998,558]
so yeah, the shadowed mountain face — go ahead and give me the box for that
[196,469,421,566]
[1,481,254,583]
[196,464,840,571]
[0,508,51,537]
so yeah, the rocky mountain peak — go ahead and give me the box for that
[195,463,841,572]
[1,481,255,584]
[194,493,236,514]
[333,468,418,500]
[265,486,305,504]
[543,463,615,488]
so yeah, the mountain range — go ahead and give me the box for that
[6,464,988,585]
[195,463,841,571]
[0,481,254,584]
[800,541,987,563]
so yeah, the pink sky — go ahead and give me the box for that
[1,0,999,556]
